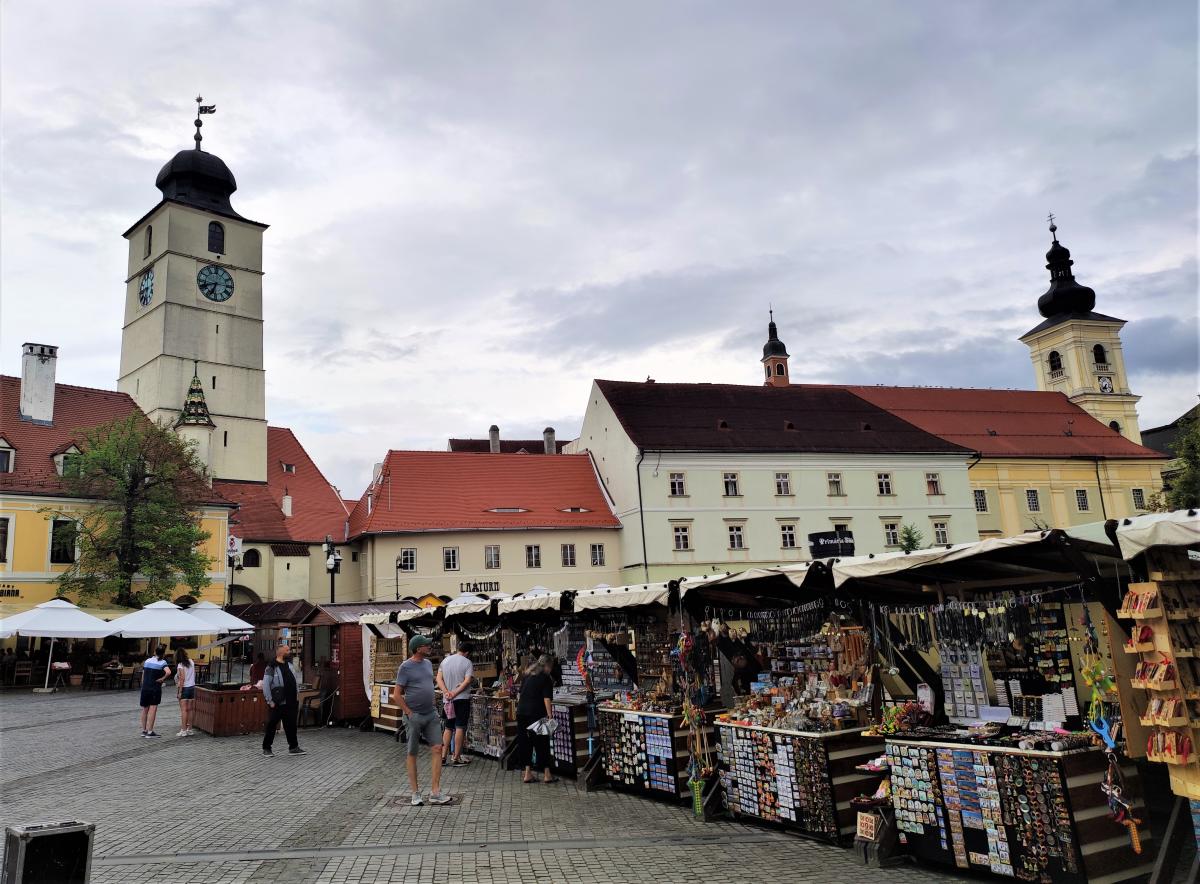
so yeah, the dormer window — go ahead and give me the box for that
[54,445,82,477]
[559,507,592,513]
[208,221,225,254]
[487,507,529,513]
[281,463,296,474]
[0,438,13,473]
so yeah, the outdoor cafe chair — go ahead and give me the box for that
[12,661,31,686]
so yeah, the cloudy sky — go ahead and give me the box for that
[2,1,1196,496]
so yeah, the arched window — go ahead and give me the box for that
[775,363,785,376]
[764,365,770,379]
[144,225,153,258]
[242,548,261,568]
[208,221,225,254]
[1093,344,1107,365]
[1109,421,1121,433]
[1047,351,1063,372]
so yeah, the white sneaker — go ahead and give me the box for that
[186,728,195,736]
[410,793,424,806]
[177,729,187,737]
[428,792,452,805]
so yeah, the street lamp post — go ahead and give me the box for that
[324,535,342,604]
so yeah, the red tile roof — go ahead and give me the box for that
[595,379,970,454]
[349,451,620,536]
[214,427,349,544]
[0,375,231,507]
[841,386,1166,460]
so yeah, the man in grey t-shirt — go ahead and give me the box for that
[394,636,450,805]
[436,643,475,766]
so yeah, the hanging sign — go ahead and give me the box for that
[808,530,854,558]
[227,535,243,557]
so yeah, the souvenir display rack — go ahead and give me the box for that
[596,707,693,800]
[884,735,1152,883]
[550,696,591,776]
[715,722,882,843]
[467,692,517,759]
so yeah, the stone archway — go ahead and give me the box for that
[228,584,260,606]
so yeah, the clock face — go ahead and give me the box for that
[197,264,235,302]
[138,269,154,307]
[1098,376,1114,393]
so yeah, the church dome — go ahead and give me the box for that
[1037,223,1096,318]
[155,149,243,218]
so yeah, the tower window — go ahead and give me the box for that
[1047,351,1063,373]
[144,225,153,258]
[1092,344,1107,365]
[764,365,771,379]
[775,363,785,376]
[1109,421,1122,433]
[212,376,217,390]
[223,431,228,447]
[208,221,225,254]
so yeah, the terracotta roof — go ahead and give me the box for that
[349,451,620,535]
[303,600,420,626]
[448,438,569,453]
[270,542,310,557]
[842,386,1166,460]
[0,376,232,506]
[214,426,349,544]
[593,379,969,455]
[225,599,314,625]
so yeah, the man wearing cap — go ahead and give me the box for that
[394,635,451,805]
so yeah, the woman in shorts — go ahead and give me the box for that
[175,648,197,736]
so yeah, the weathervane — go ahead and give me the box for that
[193,95,217,151]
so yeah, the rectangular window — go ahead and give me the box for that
[1075,489,1090,512]
[932,521,949,545]
[442,547,459,571]
[1132,488,1146,510]
[526,545,541,568]
[398,548,416,572]
[827,472,843,496]
[1026,489,1041,512]
[925,472,942,495]
[60,453,80,478]
[833,523,849,533]
[669,473,686,496]
[484,545,501,569]
[0,517,8,562]
[973,489,988,512]
[877,473,892,495]
[0,450,9,472]
[775,472,792,495]
[727,525,745,550]
[883,522,899,546]
[590,543,606,567]
[282,463,296,474]
[672,525,691,551]
[780,524,797,549]
[561,544,576,567]
[50,519,77,564]
[722,472,740,496]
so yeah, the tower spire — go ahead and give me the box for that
[1037,215,1096,317]
[193,95,217,151]
[761,309,790,387]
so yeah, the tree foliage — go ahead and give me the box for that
[898,523,925,553]
[1165,416,1200,510]
[49,415,213,607]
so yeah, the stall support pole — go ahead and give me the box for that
[1149,795,1193,884]
[581,752,606,791]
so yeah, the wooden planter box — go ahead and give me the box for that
[193,686,266,737]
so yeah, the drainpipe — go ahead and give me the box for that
[1093,458,1109,519]
[635,448,650,583]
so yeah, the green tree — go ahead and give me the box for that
[48,415,213,607]
[1165,416,1200,510]
[898,523,925,552]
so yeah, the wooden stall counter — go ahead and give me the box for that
[597,706,712,801]
[193,686,267,737]
[370,681,403,734]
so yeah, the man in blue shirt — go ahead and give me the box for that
[395,636,451,806]
[140,645,173,738]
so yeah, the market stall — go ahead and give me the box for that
[361,606,428,735]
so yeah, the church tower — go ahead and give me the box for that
[1019,220,1142,442]
[761,310,790,387]
[118,105,268,481]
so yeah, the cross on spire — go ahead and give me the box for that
[1047,211,1058,241]
[193,95,217,151]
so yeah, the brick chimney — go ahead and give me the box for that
[543,427,556,454]
[20,343,58,425]
[489,425,500,453]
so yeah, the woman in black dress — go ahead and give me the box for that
[516,654,557,784]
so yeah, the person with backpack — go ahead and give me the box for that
[261,642,305,757]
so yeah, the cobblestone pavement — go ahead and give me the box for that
[0,690,952,883]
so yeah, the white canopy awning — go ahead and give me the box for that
[106,600,220,638]
[185,601,254,632]
[359,606,436,625]
[444,593,510,618]
[830,533,1056,587]
[497,588,561,614]
[1117,510,1200,560]
[573,582,674,612]
[0,599,114,639]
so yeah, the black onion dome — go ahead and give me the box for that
[1037,225,1096,318]
[155,149,243,218]
[762,318,789,359]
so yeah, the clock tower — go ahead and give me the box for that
[1019,221,1142,443]
[118,132,269,481]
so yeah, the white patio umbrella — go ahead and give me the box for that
[184,601,253,681]
[106,600,223,639]
[0,599,114,690]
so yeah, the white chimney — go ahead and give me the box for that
[281,487,293,518]
[372,462,383,483]
[489,425,500,453]
[367,489,374,515]
[543,427,556,454]
[20,343,58,425]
